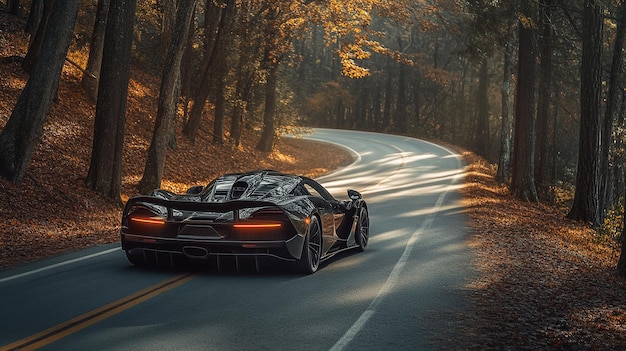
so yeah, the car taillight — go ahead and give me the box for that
[233,223,282,229]
[130,217,166,225]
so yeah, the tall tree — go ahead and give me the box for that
[24,0,43,36]
[474,59,490,157]
[8,0,19,14]
[182,0,234,143]
[257,65,278,152]
[495,17,515,184]
[21,0,53,74]
[535,0,554,197]
[81,0,110,102]
[510,0,539,202]
[256,2,308,151]
[601,0,626,213]
[86,0,136,202]
[0,0,79,183]
[137,0,196,194]
[566,0,603,226]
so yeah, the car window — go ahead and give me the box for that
[291,184,309,196]
[302,178,335,201]
[303,183,322,198]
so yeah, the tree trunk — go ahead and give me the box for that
[9,0,19,14]
[566,1,603,226]
[22,0,53,74]
[618,153,626,276]
[474,59,490,157]
[137,0,195,194]
[601,0,626,213]
[535,0,554,198]
[183,0,232,143]
[86,0,136,202]
[24,0,43,36]
[510,2,539,202]
[395,36,407,134]
[81,0,110,102]
[495,18,515,184]
[0,0,79,184]
[213,75,226,145]
[382,58,393,132]
[256,66,278,152]
[230,57,254,147]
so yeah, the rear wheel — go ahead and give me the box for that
[296,216,322,274]
[355,207,369,252]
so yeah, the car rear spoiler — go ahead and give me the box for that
[123,196,279,220]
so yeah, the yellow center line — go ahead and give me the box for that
[0,273,195,351]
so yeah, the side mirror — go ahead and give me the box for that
[186,185,204,194]
[347,189,362,200]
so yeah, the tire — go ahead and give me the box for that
[296,216,322,274]
[126,250,146,266]
[355,206,369,252]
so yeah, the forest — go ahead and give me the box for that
[2,0,626,274]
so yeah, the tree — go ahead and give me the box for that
[566,0,603,226]
[86,0,137,202]
[601,0,626,213]
[137,0,196,194]
[474,59,490,157]
[257,65,278,152]
[495,17,515,184]
[510,1,539,202]
[0,0,79,184]
[256,2,308,151]
[8,0,19,15]
[535,0,554,197]
[81,0,110,102]
[24,0,43,36]
[182,0,234,143]
[21,0,53,73]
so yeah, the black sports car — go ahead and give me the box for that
[121,170,369,274]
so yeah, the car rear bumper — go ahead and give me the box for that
[121,232,305,261]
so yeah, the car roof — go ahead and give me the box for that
[206,170,304,200]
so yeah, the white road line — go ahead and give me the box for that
[329,142,463,351]
[0,247,119,283]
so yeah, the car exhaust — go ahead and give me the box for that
[182,246,209,259]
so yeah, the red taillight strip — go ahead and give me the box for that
[130,217,166,225]
[233,223,282,229]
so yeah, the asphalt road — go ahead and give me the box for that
[0,129,473,351]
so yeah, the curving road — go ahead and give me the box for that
[0,129,473,350]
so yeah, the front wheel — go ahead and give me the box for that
[355,207,369,252]
[295,216,322,274]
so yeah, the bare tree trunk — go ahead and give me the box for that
[24,0,43,36]
[474,59,490,157]
[8,0,19,14]
[495,18,515,184]
[137,0,195,194]
[22,0,53,74]
[256,66,278,152]
[0,0,79,184]
[601,0,626,214]
[511,1,539,202]
[567,1,603,226]
[535,0,554,198]
[213,74,226,144]
[182,0,232,143]
[81,0,110,102]
[382,57,393,132]
[86,0,136,202]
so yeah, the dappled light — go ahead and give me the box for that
[459,151,626,349]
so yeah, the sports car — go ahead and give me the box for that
[121,170,369,274]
